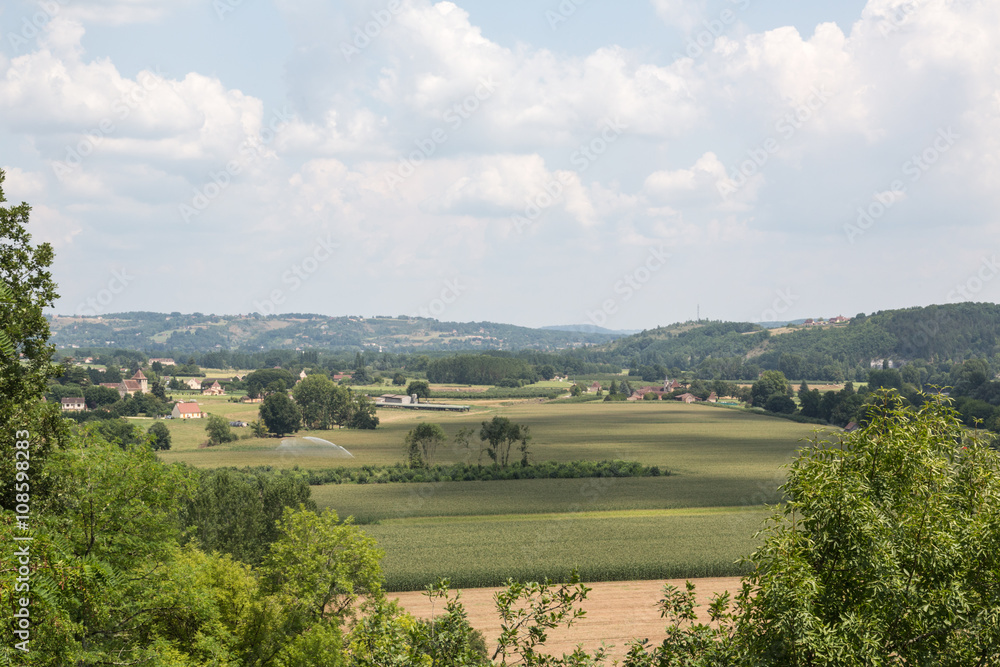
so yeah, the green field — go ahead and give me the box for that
[154,399,826,590]
[158,399,818,471]
[366,507,772,591]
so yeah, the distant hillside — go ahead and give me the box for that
[541,324,642,335]
[47,312,622,353]
[570,303,1000,381]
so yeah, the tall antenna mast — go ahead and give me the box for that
[697,304,700,322]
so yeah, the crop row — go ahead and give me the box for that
[364,509,769,591]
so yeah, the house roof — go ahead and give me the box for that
[175,402,202,414]
[122,380,141,391]
[61,397,84,405]
[133,370,146,380]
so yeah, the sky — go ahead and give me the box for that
[1,0,998,331]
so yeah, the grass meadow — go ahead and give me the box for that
[151,398,829,590]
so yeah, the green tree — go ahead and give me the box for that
[205,413,237,446]
[88,417,148,448]
[293,373,337,429]
[479,416,531,468]
[765,393,796,414]
[728,392,1000,664]
[262,507,384,623]
[404,422,446,468]
[260,391,302,436]
[392,372,407,386]
[0,168,67,510]
[407,379,431,400]
[798,387,822,418]
[180,468,315,566]
[751,370,790,407]
[147,421,172,450]
[150,380,168,401]
[84,384,122,409]
[348,394,379,430]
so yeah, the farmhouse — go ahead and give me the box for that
[61,397,86,411]
[588,381,602,393]
[172,402,204,419]
[676,393,698,404]
[202,380,225,396]
[185,378,202,390]
[150,358,176,366]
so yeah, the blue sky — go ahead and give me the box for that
[1,0,998,330]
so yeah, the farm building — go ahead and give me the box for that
[376,394,416,405]
[172,402,204,419]
[185,378,202,390]
[150,358,176,366]
[676,393,698,404]
[588,382,602,393]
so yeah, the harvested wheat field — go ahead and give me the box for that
[393,577,742,661]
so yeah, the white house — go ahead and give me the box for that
[61,397,86,411]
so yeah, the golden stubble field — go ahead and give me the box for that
[393,577,743,662]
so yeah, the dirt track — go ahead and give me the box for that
[393,577,742,661]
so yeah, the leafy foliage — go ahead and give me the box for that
[260,391,302,436]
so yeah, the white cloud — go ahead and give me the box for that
[2,0,1000,326]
